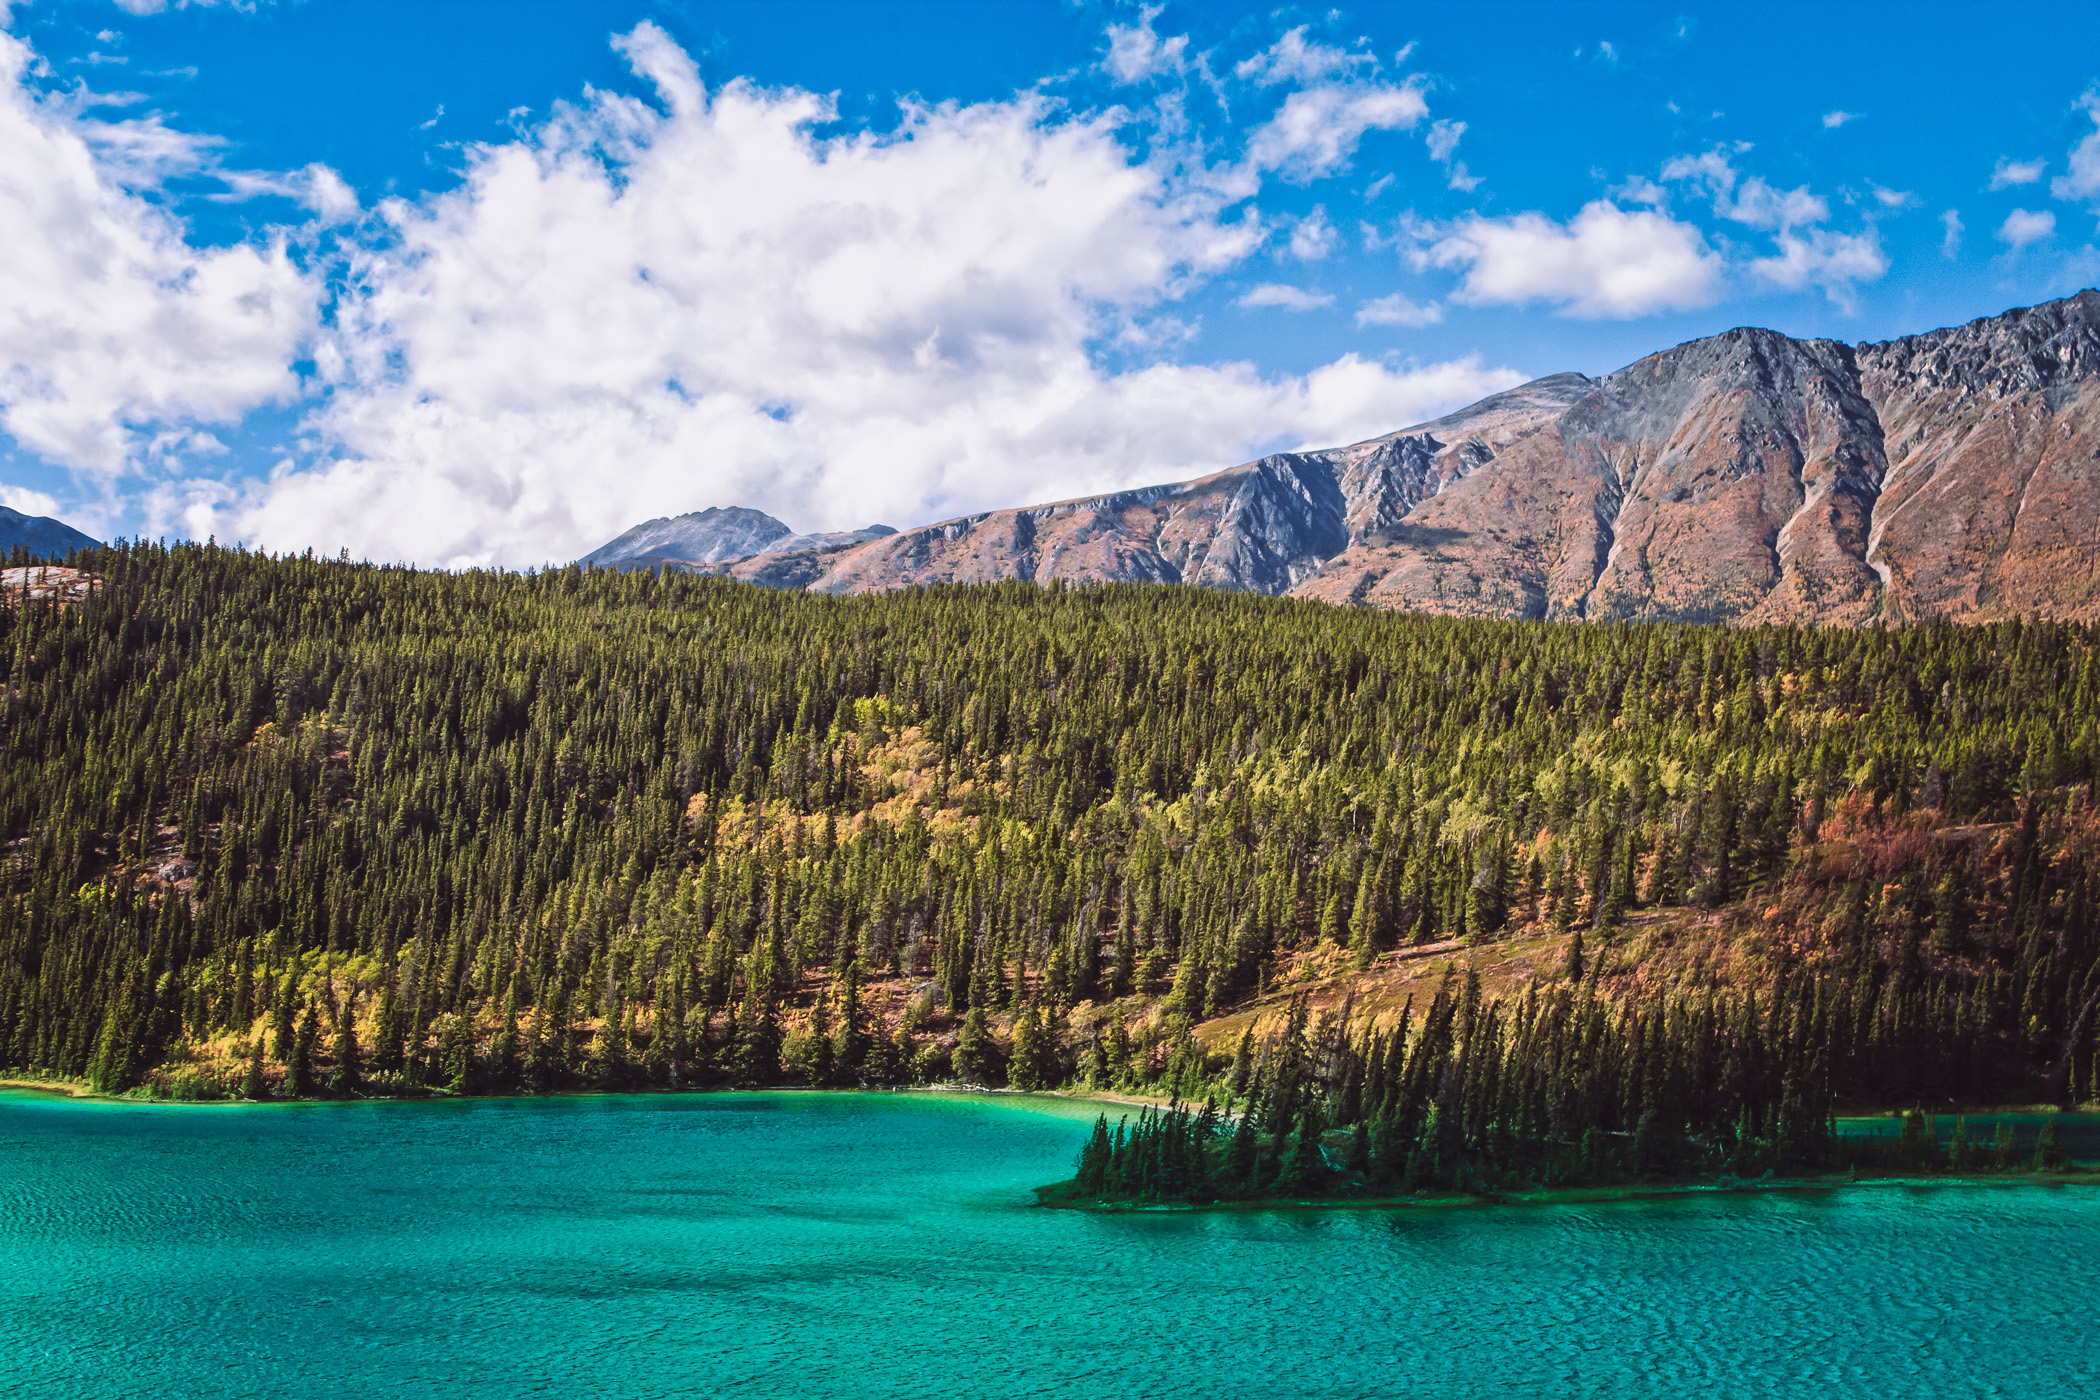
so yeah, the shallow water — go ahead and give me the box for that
[3,1089,2096,1399]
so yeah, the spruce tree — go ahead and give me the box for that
[327,996,361,1095]
[2033,1117,2067,1172]
[287,1003,319,1097]
[241,1036,266,1101]
[955,1004,997,1086]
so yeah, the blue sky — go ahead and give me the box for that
[1,0,2097,566]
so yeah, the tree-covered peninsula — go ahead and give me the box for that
[4,544,2099,1194]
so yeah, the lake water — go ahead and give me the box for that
[3,1088,2097,1398]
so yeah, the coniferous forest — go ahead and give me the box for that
[5,543,2100,1198]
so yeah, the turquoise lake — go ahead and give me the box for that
[3,1089,2097,1398]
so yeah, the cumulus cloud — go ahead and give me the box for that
[109,0,256,13]
[1230,25,1425,184]
[1102,5,1188,85]
[0,482,62,516]
[1941,209,1963,258]
[1286,207,1337,260]
[214,161,359,222]
[1748,227,1886,307]
[0,30,315,475]
[1997,207,2057,249]
[210,23,1516,567]
[1425,116,1480,192]
[2054,88,2100,205]
[1422,200,1722,318]
[1662,150,1827,229]
[1426,118,1465,163]
[1354,293,1442,328]
[1234,27,1372,87]
[1658,148,1884,307]
[1245,79,1427,182]
[1991,156,2047,189]
[1822,110,1858,129]
[1237,283,1333,311]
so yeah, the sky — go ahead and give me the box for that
[1,0,2097,568]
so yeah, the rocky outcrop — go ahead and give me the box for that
[0,506,98,561]
[607,291,2100,626]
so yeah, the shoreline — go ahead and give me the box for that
[1035,1167,2100,1215]
[0,1077,105,1100]
[0,1075,1172,1113]
[3,1076,2087,1124]
[8,1078,2094,1212]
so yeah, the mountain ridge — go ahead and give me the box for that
[594,289,2100,626]
[0,506,99,562]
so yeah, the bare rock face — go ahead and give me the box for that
[616,290,2100,626]
[803,455,1350,595]
[1855,289,2100,623]
[1312,295,2100,625]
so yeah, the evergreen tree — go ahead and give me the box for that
[327,995,361,1095]
[2033,1117,2067,1172]
[954,1004,998,1086]
[241,1036,266,1101]
[287,1003,319,1098]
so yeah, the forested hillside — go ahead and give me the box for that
[4,544,2099,1188]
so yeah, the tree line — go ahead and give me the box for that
[1,543,2097,1184]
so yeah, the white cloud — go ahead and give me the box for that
[1997,207,2057,249]
[215,161,359,222]
[1237,283,1333,311]
[1424,200,1722,318]
[0,30,314,475]
[1426,118,1465,163]
[1234,26,1372,87]
[1941,208,1963,258]
[1354,293,1442,327]
[109,0,256,13]
[1821,110,1858,129]
[210,24,1517,567]
[1655,148,1883,307]
[1612,174,1668,206]
[1662,149,1826,229]
[1103,5,1189,85]
[2053,88,2100,205]
[1748,227,1886,309]
[0,483,62,516]
[1245,80,1427,182]
[1991,156,2047,189]
[1425,117,1480,191]
[1869,183,1915,209]
[1287,207,1337,260]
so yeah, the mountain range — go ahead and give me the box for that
[582,506,896,579]
[590,290,2100,626]
[0,506,98,562]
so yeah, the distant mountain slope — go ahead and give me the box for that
[581,508,896,572]
[0,506,99,561]
[581,506,796,569]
